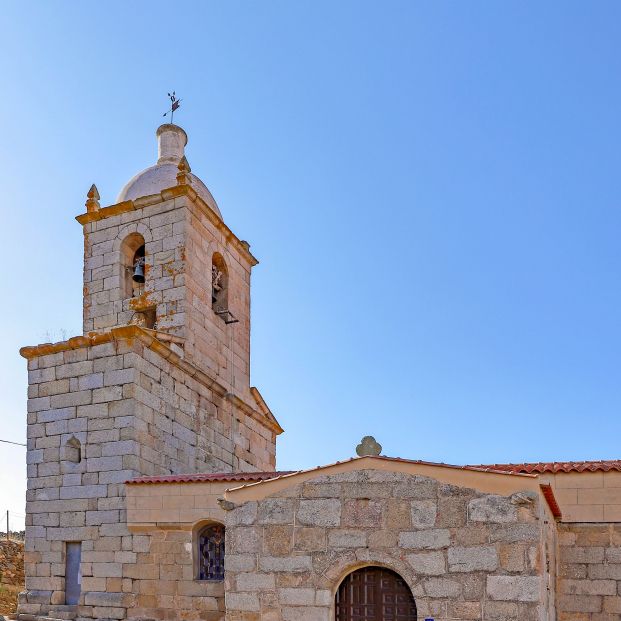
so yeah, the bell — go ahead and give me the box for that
[132,259,145,284]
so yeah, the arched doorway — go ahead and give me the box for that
[335,566,417,620]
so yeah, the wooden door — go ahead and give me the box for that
[335,567,417,621]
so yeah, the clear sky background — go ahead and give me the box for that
[1,1,620,529]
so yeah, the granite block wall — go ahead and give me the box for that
[81,189,256,398]
[223,469,550,621]
[557,522,621,620]
[19,329,275,620]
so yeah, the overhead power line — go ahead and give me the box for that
[0,438,26,447]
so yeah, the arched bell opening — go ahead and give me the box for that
[132,244,145,284]
[335,566,417,621]
[120,233,146,298]
[211,252,229,315]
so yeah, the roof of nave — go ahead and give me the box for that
[219,455,562,518]
[124,455,563,519]
[128,457,621,487]
[126,471,294,485]
[126,455,535,487]
[472,460,621,474]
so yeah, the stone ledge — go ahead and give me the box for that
[14,616,68,621]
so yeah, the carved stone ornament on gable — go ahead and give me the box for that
[356,435,382,457]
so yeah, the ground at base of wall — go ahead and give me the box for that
[0,584,21,617]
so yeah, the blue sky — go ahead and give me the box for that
[1,1,620,527]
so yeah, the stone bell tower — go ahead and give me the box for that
[80,123,256,398]
[18,121,281,621]
[22,121,282,482]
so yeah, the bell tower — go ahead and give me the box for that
[23,120,281,492]
[19,122,282,621]
[79,123,256,398]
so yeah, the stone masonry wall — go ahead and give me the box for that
[123,481,231,621]
[184,196,253,399]
[22,338,141,620]
[540,471,621,523]
[223,469,547,621]
[557,523,621,619]
[82,195,186,337]
[129,334,275,473]
[82,190,255,399]
[20,332,274,620]
[124,529,224,621]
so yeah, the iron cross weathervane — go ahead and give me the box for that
[163,92,182,124]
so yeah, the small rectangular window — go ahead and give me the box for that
[65,542,81,605]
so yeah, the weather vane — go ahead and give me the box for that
[163,91,182,124]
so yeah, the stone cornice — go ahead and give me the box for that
[20,325,283,435]
[249,387,280,431]
[75,184,258,267]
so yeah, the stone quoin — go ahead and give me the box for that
[16,123,621,621]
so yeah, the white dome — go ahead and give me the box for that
[116,124,222,218]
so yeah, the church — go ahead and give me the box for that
[16,122,621,621]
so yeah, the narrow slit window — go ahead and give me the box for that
[65,542,82,605]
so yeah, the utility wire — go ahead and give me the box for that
[0,438,26,447]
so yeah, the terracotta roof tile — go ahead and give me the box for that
[129,457,598,486]
[359,455,534,475]
[473,460,621,474]
[540,483,562,519]
[126,471,294,485]
[127,456,541,487]
[224,456,537,495]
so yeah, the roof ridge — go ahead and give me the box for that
[472,459,621,474]
[126,470,295,485]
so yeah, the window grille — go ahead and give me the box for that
[198,524,225,581]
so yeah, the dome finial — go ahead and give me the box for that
[156,124,188,165]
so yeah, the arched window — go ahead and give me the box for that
[120,233,146,299]
[197,524,225,581]
[335,567,416,621]
[211,253,229,315]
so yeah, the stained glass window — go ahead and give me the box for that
[198,524,225,581]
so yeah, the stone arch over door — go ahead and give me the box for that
[335,566,417,621]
